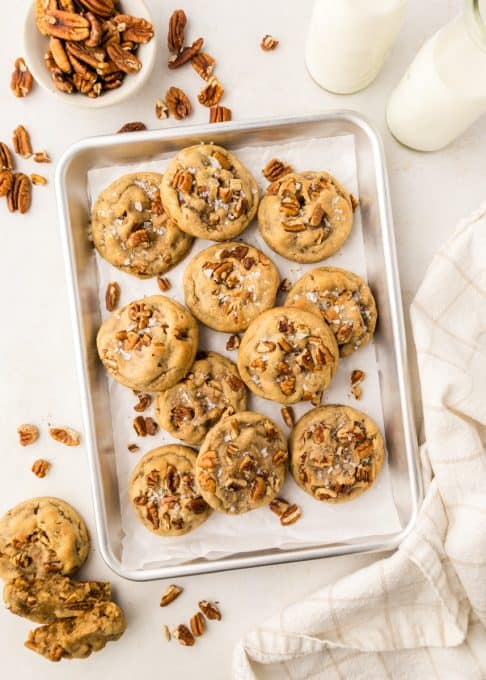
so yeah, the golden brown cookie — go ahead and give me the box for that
[91,172,193,279]
[25,601,126,661]
[96,295,198,392]
[4,575,111,624]
[237,307,339,405]
[286,267,377,356]
[195,411,287,515]
[290,405,385,503]
[129,445,212,536]
[0,497,89,581]
[183,242,280,332]
[258,171,353,262]
[154,351,247,445]
[161,144,259,241]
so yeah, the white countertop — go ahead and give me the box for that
[1,1,484,677]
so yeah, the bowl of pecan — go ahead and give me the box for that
[24,0,156,107]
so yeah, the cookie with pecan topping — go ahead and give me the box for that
[258,171,354,262]
[183,242,280,332]
[97,295,198,392]
[161,144,259,241]
[129,445,211,536]
[0,497,89,581]
[286,267,377,357]
[290,405,385,503]
[237,307,339,405]
[195,411,287,514]
[91,172,193,278]
[155,352,247,445]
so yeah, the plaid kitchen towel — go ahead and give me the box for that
[233,205,486,680]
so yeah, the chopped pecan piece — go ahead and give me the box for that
[272,449,288,464]
[145,417,158,435]
[280,406,295,428]
[49,427,80,446]
[166,86,192,120]
[190,612,205,637]
[30,173,48,186]
[160,584,183,607]
[209,105,232,123]
[133,416,147,436]
[133,393,152,412]
[127,443,139,453]
[173,624,194,646]
[167,9,187,52]
[261,34,279,51]
[43,10,90,41]
[198,76,224,107]
[155,99,169,120]
[198,600,221,621]
[279,376,296,396]
[12,126,32,158]
[226,334,240,351]
[32,459,50,478]
[117,121,147,133]
[168,37,204,69]
[280,503,301,526]
[33,150,51,163]
[192,52,215,80]
[11,58,33,97]
[105,281,120,311]
[269,497,290,517]
[162,624,171,641]
[127,228,150,248]
[157,276,171,292]
[17,424,39,446]
[262,158,293,182]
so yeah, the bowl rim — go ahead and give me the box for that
[23,0,157,109]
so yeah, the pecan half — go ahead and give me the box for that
[157,276,171,292]
[65,41,106,70]
[84,11,103,47]
[32,459,50,478]
[262,158,293,182]
[0,170,13,198]
[198,600,221,621]
[76,0,115,18]
[261,34,279,50]
[160,584,183,607]
[17,424,39,446]
[173,624,194,646]
[198,76,224,107]
[168,9,186,52]
[168,37,204,69]
[49,426,80,446]
[166,86,191,120]
[117,121,147,133]
[113,15,154,43]
[12,126,32,158]
[49,38,71,73]
[105,281,120,311]
[7,173,32,214]
[0,142,14,170]
[281,406,295,428]
[11,58,33,97]
[192,52,215,80]
[106,43,141,73]
[133,416,146,436]
[43,10,90,41]
[269,497,290,517]
[209,105,232,123]
[190,612,205,637]
[134,393,152,412]
[155,99,169,120]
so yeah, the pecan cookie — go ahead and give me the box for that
[96,295,198,392]
[237,307,339,405]
[290,405,385,503]
[258,171,354,262]
[286,267,377,357]
[0,497,89,581]
[154,352,247,445]
[183,242,280,332]
[91,172,193,278]
[161,144,259,241]
[25,601,126,662]
[4,575,110,624]
[129,445,212,536]
[195,411,288,515]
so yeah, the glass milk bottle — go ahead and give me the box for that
[306,0,408,94]
[387,1,486,151]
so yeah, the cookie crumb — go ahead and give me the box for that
[351,369,366,400]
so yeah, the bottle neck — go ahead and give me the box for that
[465,0,486,52]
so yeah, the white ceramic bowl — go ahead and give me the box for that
[23,0,157,109]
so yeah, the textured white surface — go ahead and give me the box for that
[1,0,484,678]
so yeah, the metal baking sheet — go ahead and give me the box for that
[55,112,421,581]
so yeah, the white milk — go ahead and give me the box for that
[387,12,486,151]
[305,0,407,94]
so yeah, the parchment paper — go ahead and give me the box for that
[87,134,402,569]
